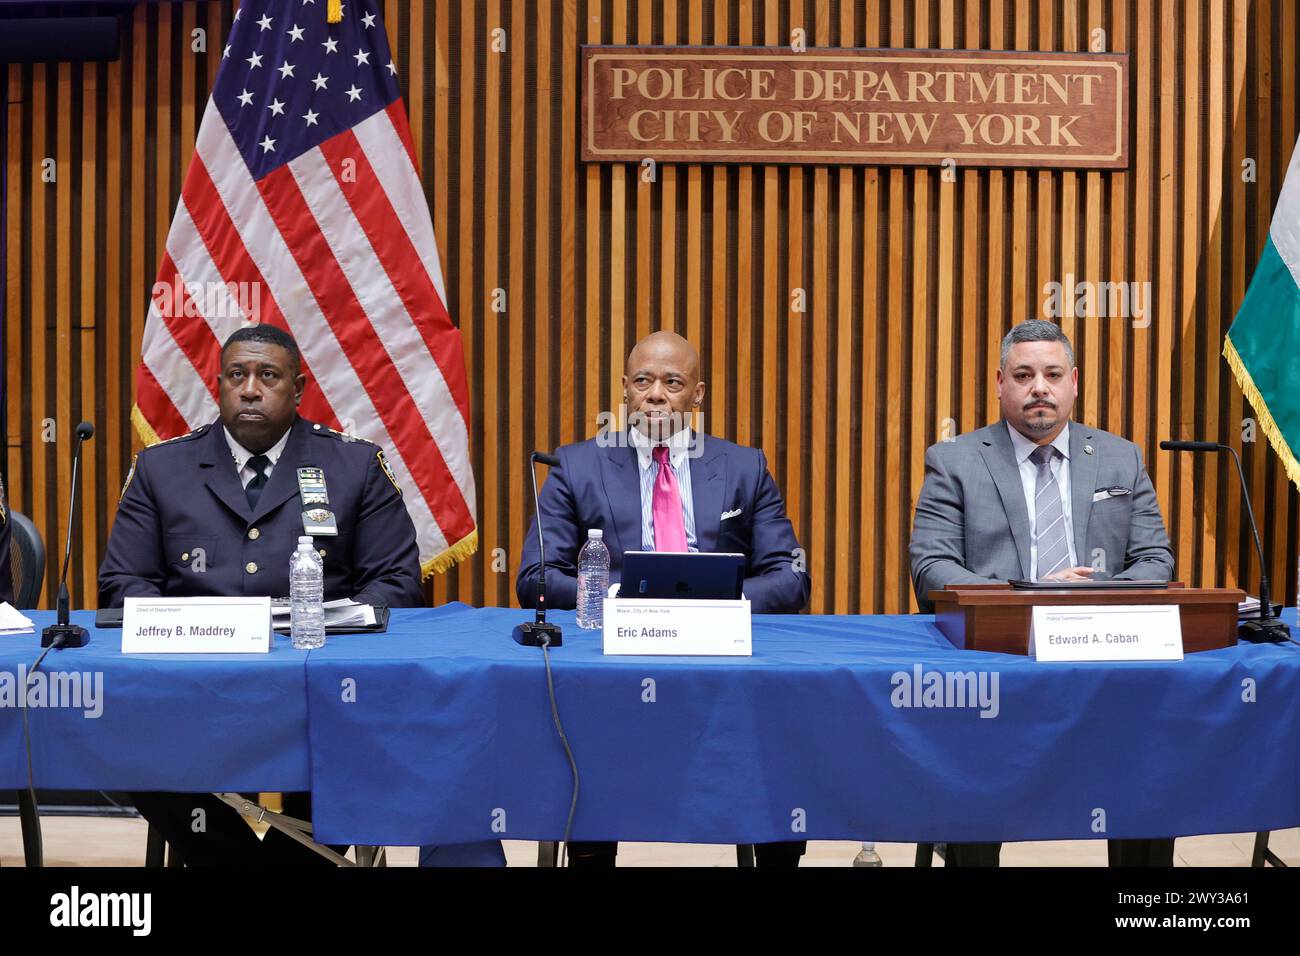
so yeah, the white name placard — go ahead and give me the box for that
[602,598,752,656]
[1030,604,1183,662]
[122,597,273,654]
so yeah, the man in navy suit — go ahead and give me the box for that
[517,332,809,615]
[516,331,811,866]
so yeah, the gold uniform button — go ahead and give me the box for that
[245,561,259,574]
[248,528,260,540]
[181,552,189,562]
[318,548,327,558]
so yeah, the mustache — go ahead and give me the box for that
[1023,399,1057,411]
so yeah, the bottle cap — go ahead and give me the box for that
[298,535,313,547]
[588,528,603,539]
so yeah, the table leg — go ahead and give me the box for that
[17,790,42,867]
[1252,832,1287,867]
[145,822,166,867]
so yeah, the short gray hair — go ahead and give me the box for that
[1000,320,1075,368]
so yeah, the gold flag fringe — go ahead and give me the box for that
[1223,334,1300,490]
[131,403,163,447]
[421,527,478,579]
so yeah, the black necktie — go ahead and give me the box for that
[245,454,271,511]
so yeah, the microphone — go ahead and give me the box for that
[1159,438,1290,643]
[513,450,563,647]
[41,420,94,648]
[1159,439,1221,453]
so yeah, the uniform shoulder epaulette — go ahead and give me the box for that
[309,422,375,446]
[305,423,400,493]
[125,425,208,495]
[144,423,210,451]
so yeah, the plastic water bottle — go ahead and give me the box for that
[576,529,610,630]
[289,535,325,649]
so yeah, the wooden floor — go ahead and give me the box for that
[3,816,1297,866]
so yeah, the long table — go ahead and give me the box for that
[4,605,1299,848]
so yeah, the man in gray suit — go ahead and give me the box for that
[910,319,1176,867]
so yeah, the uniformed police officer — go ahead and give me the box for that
[98,324,423,865]
[99,329,422,609]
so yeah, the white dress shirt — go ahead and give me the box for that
[628,426,698,552]
[1006,421,1077,577]
[223,426,292,490]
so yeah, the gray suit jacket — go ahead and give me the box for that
[910,421,1175,609]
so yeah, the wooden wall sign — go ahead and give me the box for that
[582,45,1129,169]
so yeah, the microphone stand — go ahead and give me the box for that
[513,451,563,647]
[1221,444,1290,643]
[42,421,94,648]
[1160,439,1290,643]
[25,421,94,866]
[509,450,579,865]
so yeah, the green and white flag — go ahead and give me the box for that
[1226,138,1300,488]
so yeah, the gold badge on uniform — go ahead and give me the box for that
[296,467,338,536]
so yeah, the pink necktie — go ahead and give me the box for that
[652,445,688,552]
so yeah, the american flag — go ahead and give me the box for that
[133,0,477,576]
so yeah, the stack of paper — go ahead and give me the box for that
[272,598,376,629]
[1236,596,1282,618]
[0,602,35,635]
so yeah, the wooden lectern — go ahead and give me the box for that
[929,583,1245,655]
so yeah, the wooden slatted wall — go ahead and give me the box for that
[4,0,1299,614]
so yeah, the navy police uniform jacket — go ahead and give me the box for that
[98,417,424,609]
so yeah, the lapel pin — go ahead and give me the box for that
[1084,444,1094,455]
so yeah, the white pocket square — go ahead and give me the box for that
[721,508,743,520]
[1092,488,1132,502]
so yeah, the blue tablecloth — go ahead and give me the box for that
[0,611,310,792]
[303,604,1300,846]
[3,606,1299,847]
